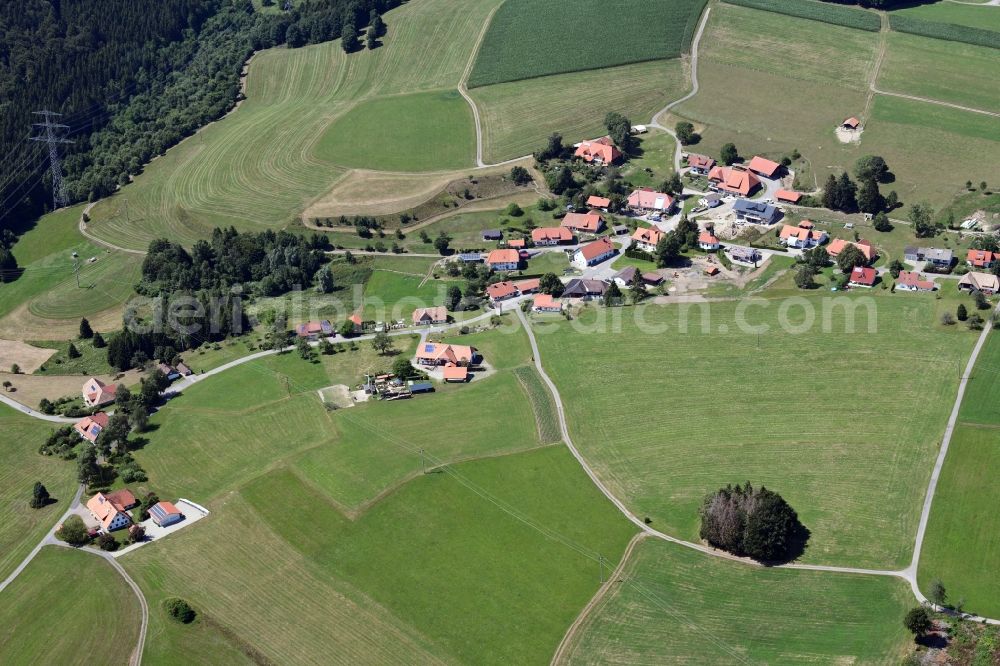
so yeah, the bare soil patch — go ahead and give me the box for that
[835,125,863,144]
[0,340,57,374]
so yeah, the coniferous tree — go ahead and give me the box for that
[30,481,50,509]
[79,318,94,339]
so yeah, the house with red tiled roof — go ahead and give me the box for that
[747,156,781,178]
[532,227,574,246]
[778,223,827,249]
[82,378,117,408]
[775,189,801,204]
[698,232,720,251]
[967,249,997,269]
[626,188,674,215]
[826,238,876,264]
[514,278,540,295]
[586,195,611,209]
[561,212,604,234]
[486,248,521,271]
[630,226,664,253]
[532,294,562,313]
[708,166,762,197]
[686,153,716,175]
[849,266,877,287]
[508,239,526,249]
[149,501,183,527]
[572,237,616,268]
[412,306,448,326]
[86,490,136,532]
[295,320,333,340]
[573,137,622,165]
[897,271,936,292]
[486,281,519,302]
[415,342,478,366]
[74,412,109,444]
[442,364,469,383]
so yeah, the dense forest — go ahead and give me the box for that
[0,0,399,236]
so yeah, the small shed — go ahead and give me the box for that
[482,229,503,241]
[408,381,434,393]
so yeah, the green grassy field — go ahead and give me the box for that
[560,538,912,664]
[314,90,476,171]
[360,270,458,321]
[533,294,975,568]
[0,404,76,581]
[124,444,636,663]
[0,547,140,664]
[85,0,505,251]
[33,337,116,376]
[890,1,1000,33]
[880,32,1000,112]
[918,334,1000,618]
[471,60,686,163]
[722,0,880,31]
[467,0,706,87]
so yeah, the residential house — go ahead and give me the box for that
[482,229,503,241]
[412,306,448,326]
[295,320,333,340]
[631,227,664,253]
[532,294,562,313]
[905,247,953,267]
[514,278,540,295]
[778,223,827,249]
[733,199,780,225]
[586,195,611,210]
[442,364,469,383]
[729,247,761,264]
[149,501,184,527]
[826,238,877,264]
[415,342,478,366]
[708,166,761,197]
[175,362,192,377]
[508,239,526,249]
[903,246,921,262]
[698,232,720,251]
[562,278,608,300]
[699,193,722,208]
[747,156,782,179]
[485,281,519,303]
[531,227,574,246]
[897,271,936,292]
[967,249,997,269]
[849,266,877,287]
[74,412,109,444]
[156,363,181,380]
[561,211,604,234]
[86,490,136,532]
[613,266,639,287]
[573,237,616,268]
[686,153,716,175]
[775,189,801,204]
[958,271,1000,295]
[486,248,521,271]
[82,378,118,408]
[573,136,622,165]
[626,188,674,215]
[347,313,364,334]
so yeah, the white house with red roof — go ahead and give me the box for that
[486,249,521,271]
[849,266,877,287]
[630,227,664,253]
[531,227,574,246]
[485,281,519,303]
[586,195,611,210]
[967,249,997,269]
[626,188,674,215]
[708,166,762,197]
[573,237,617,268]
[82,378,118,408]
[412,307,448,326]
[74,412,109,444]
[827,238,877,264]
[778,223,828,249]
[686,153,716,174]
[415,342,478,366]
[897,271,937,292]
[561,212,604,234]
[532,294,562,313]
[86,489,137,532]
[573,137,622,165]
[698,232,720,251]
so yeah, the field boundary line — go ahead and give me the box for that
[862,11,890,122]
[872,89,1000,117]
[550,532,646,666]
[459,1,504,168]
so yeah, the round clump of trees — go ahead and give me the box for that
[698,482,809,563]
[164,598,197,624]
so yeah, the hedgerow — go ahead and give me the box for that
[889,14,1000,51]
[468,0,707,88]
[722,0,880,31]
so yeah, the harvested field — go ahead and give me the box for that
[0,339,56,374]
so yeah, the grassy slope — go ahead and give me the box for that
[0,547,140,664]
[86,0,505,251]
[918,333,1000,618]
[0,404,75,581]
[467,0,705,87]
[471,60,687,163]
[890,1,1000,33]
[879,32,1000,112]
[314,90,476,171]
[673,4,875,191]
[561,538,912,664]
[534,294,974,568]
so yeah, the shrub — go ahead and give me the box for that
[97,533,119,551]
[56,515,90,546]
[903,607,932,637]
[164,598,196,624]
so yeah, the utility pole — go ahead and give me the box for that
[123,199,130,224]
[420,448,427,474]
[598,554,606,583]
[71,252,80,288]
[29,111,74,210]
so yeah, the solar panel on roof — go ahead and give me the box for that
[424,344,435,353]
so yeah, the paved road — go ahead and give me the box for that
[0,393,77,423]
